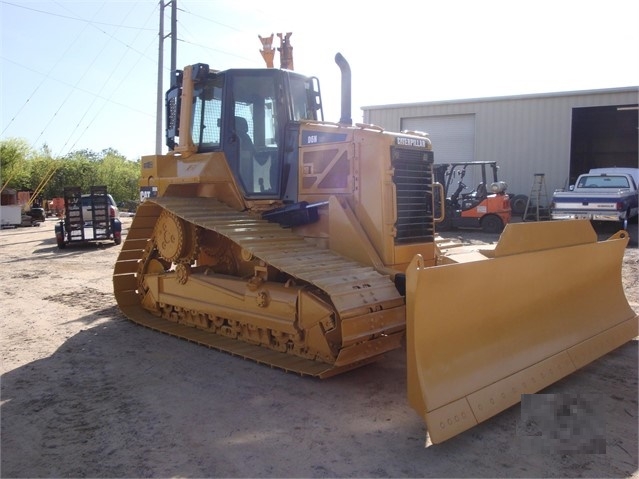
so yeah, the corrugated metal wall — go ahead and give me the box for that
[402,114,475,163]
[363,88,638,197]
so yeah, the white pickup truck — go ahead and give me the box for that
[551,167,639,228]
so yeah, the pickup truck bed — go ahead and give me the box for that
[551,169,638,227]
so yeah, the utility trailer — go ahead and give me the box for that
[55,186,121,248]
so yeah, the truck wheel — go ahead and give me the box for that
[628,230,638,247]
[481,214,504,234]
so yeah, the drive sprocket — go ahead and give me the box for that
[154,210,198,263]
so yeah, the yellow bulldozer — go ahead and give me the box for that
[113,37,637,445]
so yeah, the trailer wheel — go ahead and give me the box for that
[481,214,504,234]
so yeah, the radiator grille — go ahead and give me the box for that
[165,87,181,150]
[392,148,434,244]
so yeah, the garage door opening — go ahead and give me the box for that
[570,105,638,185]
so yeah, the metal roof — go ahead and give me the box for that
[362,86,639,111]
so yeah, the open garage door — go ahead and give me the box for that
[570,105,638,184]
[402,114,475,164]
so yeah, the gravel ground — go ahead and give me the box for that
[1,216,637,478]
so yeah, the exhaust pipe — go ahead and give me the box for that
[334,53,352,126]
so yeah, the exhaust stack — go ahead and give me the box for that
[335,53,352,126]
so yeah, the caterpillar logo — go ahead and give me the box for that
[396,137,428,148]
[140,186,158,202]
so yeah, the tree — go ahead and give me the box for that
[27,151,56,201]
[51,152,96,195]
[0,140,141,204]
[0,138,32,190]
[95,149,140,202]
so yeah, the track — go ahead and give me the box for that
[113,197,405,377]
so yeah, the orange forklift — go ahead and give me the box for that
[434,161,511,233]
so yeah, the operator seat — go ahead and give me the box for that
[235,116,257,192]
[234,115,277,194]
[475,182,487,200]
[234,116,256,159]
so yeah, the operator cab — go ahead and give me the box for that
[165,65,322,200]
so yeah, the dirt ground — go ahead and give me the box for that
[1,216,637,478]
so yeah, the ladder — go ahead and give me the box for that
[88,185,112,241]
[523,173,551,221]
[63,187,86,242]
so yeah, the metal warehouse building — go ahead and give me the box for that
[362,87,638,201]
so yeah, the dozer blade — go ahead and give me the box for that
[406,220,638,445]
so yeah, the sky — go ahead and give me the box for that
[1,0,638,161]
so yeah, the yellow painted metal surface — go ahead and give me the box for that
[406,220,638,444]
[113,198,407,377]
[139,151,246,210]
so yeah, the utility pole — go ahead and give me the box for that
[155,1,165,154]
[156,0,178,154]
[170,0,177,81]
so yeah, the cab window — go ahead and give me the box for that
[232,74,280,195]
[192,76,223,149]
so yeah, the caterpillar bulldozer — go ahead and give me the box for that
[113,38,638,445]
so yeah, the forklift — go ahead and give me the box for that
[434,161,512,233]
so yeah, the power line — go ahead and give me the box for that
[178,2,243,32]
[1,0,269,158]
[2,2,160,156]
[2,2,158,136]
[27,2,123,151]
[0,0,155,31]
[176,37,255,62]
[55,1,159,156]
[1,5,96,139]
[1,58,154,125]
[176,1,260,62]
